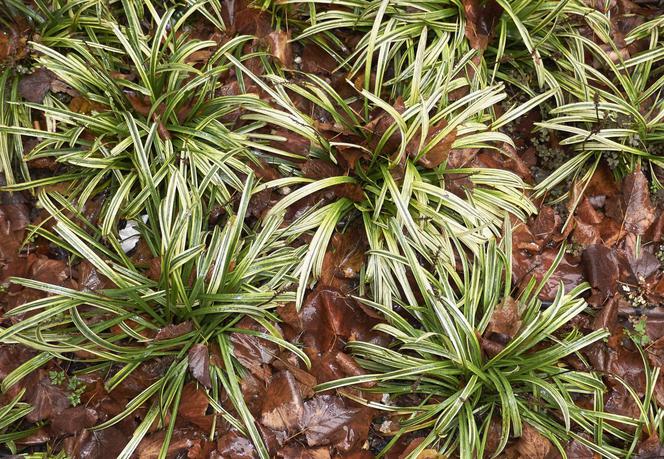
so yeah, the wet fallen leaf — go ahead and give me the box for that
[69,96,106,114]
[501,423,555,459]
[573,219,601,246]
[64,427,128,459]
[513,248,584,301]
[463,0,503,50]
[299,395,360,448]
[564,434,598,459]
[231,319,279,380]
[302,159,343,180]
[178,382,212,431]
[267,30,293,67]
[603,384,642,432]
[301,44,338,74]
[155,321,193,341]
[364,98,406,154]
[407,121,457,169]
[260,370,304,432]
[486,296,522,340]
[622,167,655,235]
[75,260,109,291]
[531,206,561,243]
[50,406,98,435]
[321,223,367,291]
[0,345,36,379]
[215,430,257,459]
[582,244,619,298]
[277,446,331,459]
[188,344,212,388]
[320,288,382,344]
[0,21,30,64]
[635,432,664,458]
[23,370,71,422]
[137,428,199,459]
[125,91,152,117]
[19,68,56,103]
[576,198,603,225]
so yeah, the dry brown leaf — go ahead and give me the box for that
[188,344,212,388]
[622,167,655,235]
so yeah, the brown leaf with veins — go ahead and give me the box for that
[28,255,70,286]
[581,244,619,298]
[302,159,342,180]
[531,206,560,242]
[603,384,642,433]
[320,223,367,291]
[19,68,54,103]
[486,297,522,340]
[635,432,664,459]
[188,344,212,388]
[64,427,127,459]
[260,370,304,432]
[125,91,152,117]
[502,423,555,459]
[137,428,200,459]
[0,345,36,379]
[267,30,293,67]
[178,382,212,431]
[23,370,70,422]
[0,20,30,64]
[277,446,331,459]
[299,395,360,448]
[230,318,279,381]
[75,260,110,291]
[564,434,598,459]
[364,97,405,154]
[215,430,257,459]
[69,96,107,115]
[622,167,655,235]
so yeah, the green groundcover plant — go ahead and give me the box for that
[0,172,310,458]
[318,223,650,459]
[0,0,663,457]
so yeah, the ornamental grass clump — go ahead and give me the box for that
[0,173,308,459]
[239,68,543,307]
[318,224,639,458]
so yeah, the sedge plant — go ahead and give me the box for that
[0,170,308,459]
[317,222,643,458]
[236,63,543,308]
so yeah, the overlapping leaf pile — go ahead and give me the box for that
[1,0,664,458]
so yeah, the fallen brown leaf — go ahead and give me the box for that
[622,167,655,235]
[188,344,212,388]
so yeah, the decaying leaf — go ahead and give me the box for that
[486,296,522,339]
[267,30,293,67]
[64,427,127,459]
[407,121,458,169]
[622,167,655,235]
[188,344,212,388]
[582,244,619,298]
[19,68,76,103]
[23,371,70,422]
[300,395,359,446]
[260,370,304,432]
[155,321,194,341]
[463,0,503,50]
